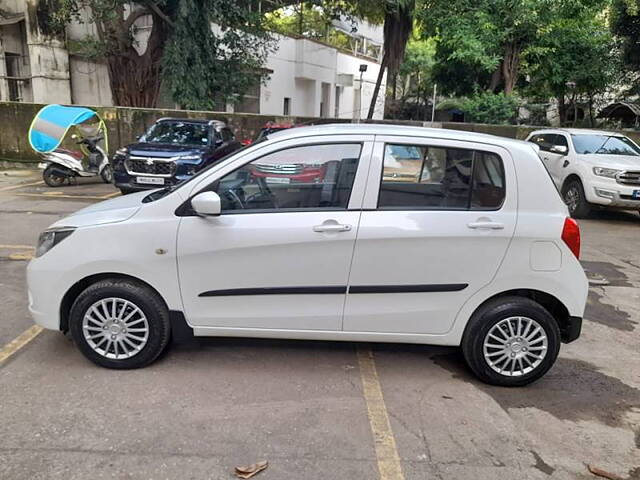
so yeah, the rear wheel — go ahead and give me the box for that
[461,296,561,386]
[43,165,67,187]
[69,279,171,369]
[562,179,591,218]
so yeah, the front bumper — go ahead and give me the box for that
[586,179,640,208]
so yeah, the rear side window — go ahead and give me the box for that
[529,134,561,152]
[378,144,505,210]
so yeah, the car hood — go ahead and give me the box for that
[580,153,640,170]
[49,190,150,228]
[127,142,206,158]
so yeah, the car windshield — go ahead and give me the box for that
[142,137,267,203]
[141,121,210,146]
[571,134,640,156]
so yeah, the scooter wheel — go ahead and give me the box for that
[100,165,113,184]
[43,165,67,187]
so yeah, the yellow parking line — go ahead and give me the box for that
[14,192,111,200]
[0,180,44,192]
[99,191,121,199]
[357,348,405,480]
[0,325,43,365]
[0,244,35,250]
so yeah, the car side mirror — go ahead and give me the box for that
[550,145,568,155]
[191,191,221,216]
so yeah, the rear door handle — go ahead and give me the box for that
[467,221,504,230]
[313,224,352,233]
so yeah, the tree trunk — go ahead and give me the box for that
[558,95,567,125]
[104,11,168,107]
[588,94,595,127]
[501,42,521,95]
[367,56,387,120]
[488,66,502,92]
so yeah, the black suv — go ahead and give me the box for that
[112,118,241,194]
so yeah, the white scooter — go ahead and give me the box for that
[38,134,113,187]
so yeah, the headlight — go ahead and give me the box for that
[35,228,75,257]
[115,147,128,156]
[593,167,621,178]
[179,154,201,161]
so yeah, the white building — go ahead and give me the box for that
[0,3,386,119]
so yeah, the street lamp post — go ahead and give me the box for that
[358,64,367,123]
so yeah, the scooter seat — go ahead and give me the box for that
[54,148,84,161]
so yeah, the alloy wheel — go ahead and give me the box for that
[482,316,548,377]
[564,187,579,214]
[82,297,149,359]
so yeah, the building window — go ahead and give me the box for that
[283,97,291,116]
[235,80,261,114]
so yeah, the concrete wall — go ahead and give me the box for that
[4,101,640,163]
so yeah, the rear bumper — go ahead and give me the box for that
[561,316,582,343]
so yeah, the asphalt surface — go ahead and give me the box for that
[0,168,639,480]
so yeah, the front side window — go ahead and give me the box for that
[213,143,361,212]
[378,144,505,210]
[529,134,556,152]
[571,134,640,156]
[141,121,210,146]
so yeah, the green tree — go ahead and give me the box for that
[523,13,619,125]
[388,37,436,119]
[463,92,518,124]
[420,0,605,96]
[44,0,274,109]
[611,0,640,95]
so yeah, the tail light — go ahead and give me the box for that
[561,217,580,259]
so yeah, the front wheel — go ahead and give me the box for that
[100,164,113,184]
[69,279,171,369]
[461,297,561,386]
[562,179,591,218]
[43,164,68,187]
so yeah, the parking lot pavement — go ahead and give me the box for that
[1,169,639,480]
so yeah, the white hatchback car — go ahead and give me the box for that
[526,128,640,218]
[27,124,588,386]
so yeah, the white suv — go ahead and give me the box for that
[526,128,640,218]
[27,124,588,386]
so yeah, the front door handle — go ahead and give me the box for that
[467,221,504,230]
[313,223,352,233]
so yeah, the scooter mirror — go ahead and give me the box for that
[71,134,78,139]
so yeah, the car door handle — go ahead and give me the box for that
[313,223,352,233]
[467,221,504,230]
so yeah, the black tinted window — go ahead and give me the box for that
[471,152,505,209]
[214,144,361,212]
[221,128,234,142]
[379,144,505,210]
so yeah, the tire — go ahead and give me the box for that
[100,164,113,184]
[562,179,591,218]
[69,279,171,369]
[119,187,136,195]
[43,165,67,187]
[461,296,561,387]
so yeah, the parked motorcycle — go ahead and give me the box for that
[28,104,113,187]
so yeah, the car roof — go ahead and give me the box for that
[157,117,227,127]
[266,123,532,148]
[529,127,626,137]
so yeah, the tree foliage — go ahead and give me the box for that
[419,0,608,96]
[463,92,518,124]
[611,0,640,94]
[44,0,274,109]
[163,0,275,110]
